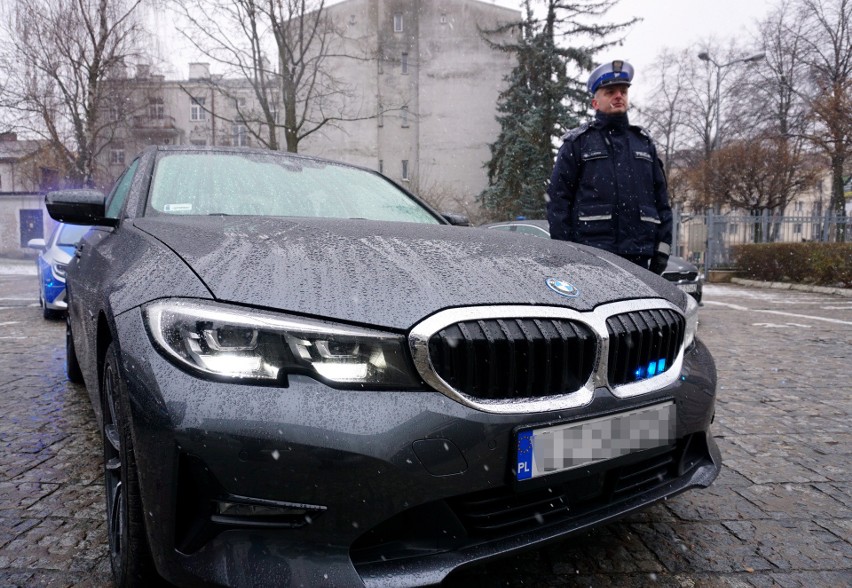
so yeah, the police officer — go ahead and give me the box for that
[547,60,672,274]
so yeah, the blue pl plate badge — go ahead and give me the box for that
[517,430,533,480]
[545,277,580,298]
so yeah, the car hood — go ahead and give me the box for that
[134,217,670,330]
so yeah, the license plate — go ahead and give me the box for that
[516,402,675,481]
[678,283,698,293]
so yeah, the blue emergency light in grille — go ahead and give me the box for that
[427,318,596,400]
[606,309,684,385]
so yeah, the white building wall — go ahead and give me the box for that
[301,0,519,212]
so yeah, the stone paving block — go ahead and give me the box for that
[723,456,830,485]
[548,525,666,575]
[0,482,59,512]
[711,465,754,488]
[1,517,106,573]
[664,484,767,522]
[722,519,852,571]
[25,483,103,522]
[737,483,851,520]
[631,521,774,574]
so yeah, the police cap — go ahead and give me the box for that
[587,60,634,95]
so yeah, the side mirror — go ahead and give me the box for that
[441,212,470,227]
[27,238,46,251]
[45,189,116,226]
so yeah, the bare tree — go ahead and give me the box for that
[638,49,692,204]
[172,0,380,153]
[694,135,821,216]
[0,0,145,187]
[794,0,852,226]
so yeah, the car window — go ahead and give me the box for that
[105,159,140,219]
[56,223,91,246]
[516,225,550,237]
[488,225,514,232]
[147,152,441,224]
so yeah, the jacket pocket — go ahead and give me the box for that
[576,203,613,236]
[639,204,661,224]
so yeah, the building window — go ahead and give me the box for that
[109,105,121,122]
[440,13,448,24]
[232,124,249,147]
[393,13,403,32]
[401,53,408,74]
[191,97,206,121]
[401,160,409,181]
[794,223,803,234]
[110,148,125,165]
[149,98,164,119]
[349,14,356,26]
[190,139,207,146]
[401,106,409,128]
[378,160,383,174]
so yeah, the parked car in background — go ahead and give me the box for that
[27,222,91,319]
[482,219,703,303]
[48,146,719,588]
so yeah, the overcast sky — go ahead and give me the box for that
[491,0,779,102]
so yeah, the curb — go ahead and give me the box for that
[730,277,852,298]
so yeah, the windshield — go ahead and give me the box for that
[147,152,441,225]
[56,223,91,247]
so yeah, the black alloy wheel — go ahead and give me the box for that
[102,343,159,586]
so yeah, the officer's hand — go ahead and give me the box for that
[649,252,669,275]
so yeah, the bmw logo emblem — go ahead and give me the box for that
[546,278,580,298]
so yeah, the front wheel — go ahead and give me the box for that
[101,343,160,586]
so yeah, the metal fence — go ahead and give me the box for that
[671,209,850,277]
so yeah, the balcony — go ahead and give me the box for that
[131,115,181,137]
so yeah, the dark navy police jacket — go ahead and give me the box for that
[546,112,672,258]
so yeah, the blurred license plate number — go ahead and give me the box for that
[516,402,675,481]
[678,283,698,293]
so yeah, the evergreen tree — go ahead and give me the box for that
[480,0,635,220]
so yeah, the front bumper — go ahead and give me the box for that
[113,308,720,588]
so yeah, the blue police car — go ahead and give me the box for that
[27,222,91,319]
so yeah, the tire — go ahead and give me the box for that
[65,317,84,384]
[101,343,160,586]
[43,305,62,320]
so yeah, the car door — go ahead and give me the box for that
[67,159,140,387]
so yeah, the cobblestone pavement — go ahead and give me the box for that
[1,265,850,587]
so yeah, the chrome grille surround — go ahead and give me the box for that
[408,299,686,414]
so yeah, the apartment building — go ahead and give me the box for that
[301,0,520,211]
[100,0,519,215]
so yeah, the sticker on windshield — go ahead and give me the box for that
[163,203,193,213]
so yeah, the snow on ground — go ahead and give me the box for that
[0,262,36,276]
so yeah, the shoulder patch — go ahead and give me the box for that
[561,122,591,143]
[631,125,656,144]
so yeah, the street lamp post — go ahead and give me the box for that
[697,51,766,150]
[696,51,765,281]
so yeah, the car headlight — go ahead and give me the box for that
[144,299,421,389]
[52,262,68,280]
[684,294,699,349]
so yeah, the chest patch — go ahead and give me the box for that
[581,150,608,161]
[634,151,653,162]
